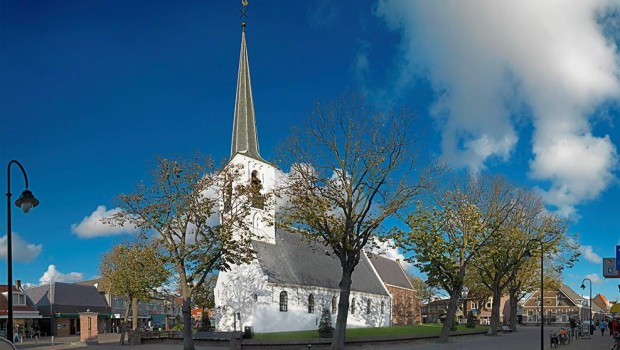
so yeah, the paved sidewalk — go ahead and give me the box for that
[356,326,616,350]
[11,326,617,350]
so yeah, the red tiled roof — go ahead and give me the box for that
[0,285,36,312]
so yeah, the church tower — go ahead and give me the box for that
[224,23,276,244]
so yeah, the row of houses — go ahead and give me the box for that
[0,279,183,338]
[422,283,614,326]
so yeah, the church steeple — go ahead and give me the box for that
[231,23,264,162]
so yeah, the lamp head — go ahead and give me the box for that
[524,249,532,259]
[15,189,39,213]
[580,283,586,290]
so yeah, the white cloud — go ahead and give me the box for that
[71,205,138,238]
[365,238,412,270]
[585,273,603,284]
[38,264,84,284]
[580,245,602,264]
[0,233,42,262]
[376,0,620,215]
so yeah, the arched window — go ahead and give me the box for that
[332,296,338,314]
[279,291,288,312]
[224,175,233,212]
[366,299,371,315]
[308,294,315,313]
[351,298,356,314]
[250,170,264,209]
[381,301,385,314]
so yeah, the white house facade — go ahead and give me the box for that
[213,22,392,333]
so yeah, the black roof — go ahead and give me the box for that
[253,229,389,296]
[25,282,108,311]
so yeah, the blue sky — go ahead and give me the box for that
[1,1,619,301]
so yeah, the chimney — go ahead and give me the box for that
[15,280,21,290]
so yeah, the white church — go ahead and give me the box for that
[213,23,409,333]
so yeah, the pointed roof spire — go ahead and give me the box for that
[231,23,265,162]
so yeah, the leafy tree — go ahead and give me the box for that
[407,274,436,305]
[192,274,216,331]
[99,243,168,345]
[471,190,579,334]
[106,155,261,350]
[400,173,520,342]
[278,94,432,349]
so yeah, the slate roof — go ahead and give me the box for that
[25,282,109,314]
[367,254,414,290]
[230,24,265,162]
[252,229,389,296]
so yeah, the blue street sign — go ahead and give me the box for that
[616,245,620,270]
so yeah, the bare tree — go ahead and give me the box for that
[107,155,262,350]
[278,94,432,349]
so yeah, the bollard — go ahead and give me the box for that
[51,336,54,345]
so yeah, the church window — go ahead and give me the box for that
[332,296,338,314]
[308,294,315,313]
[381,301,385,314]
[279,291,288,312]
[351,298,356,314]
[223,172,233,212]
[250,171,264,209]
[367,299,371,315]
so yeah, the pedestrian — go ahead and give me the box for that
[570,318,577,340]
[600,319,607,335]
[611,319,615,337]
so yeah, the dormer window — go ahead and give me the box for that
[13,293,26,306]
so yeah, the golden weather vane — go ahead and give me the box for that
[240,0,249,20]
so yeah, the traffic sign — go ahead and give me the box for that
[604,257,620,278]
[616,245,620,270]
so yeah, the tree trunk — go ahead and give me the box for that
[120,298,130,345]
[487,284,501,336]
[508,289,519,331]
[182,295,194,350]
[132,298,139,330]
[331,267,353,350]
[438,286,462,342]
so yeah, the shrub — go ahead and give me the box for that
[450,318,458,331]
[318,308,334,338]
[466,311,477,328]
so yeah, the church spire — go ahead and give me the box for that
[231,23,264,162]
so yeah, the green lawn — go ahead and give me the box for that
[253,324,488,341]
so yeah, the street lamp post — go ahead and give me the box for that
[581,278,592,338]
[525,239,544,350]
[6,160,39,343]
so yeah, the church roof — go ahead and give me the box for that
[230,24,265,163]
[367,254,414,290]
[253,229,389,296]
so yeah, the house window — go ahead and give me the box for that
[13,293,25,305]
[351,298,356,314]
[366,299,371,315]
[279,291,288,312]
[332,296,338,314]
[381,301,385,314]
[308,294,315,313]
